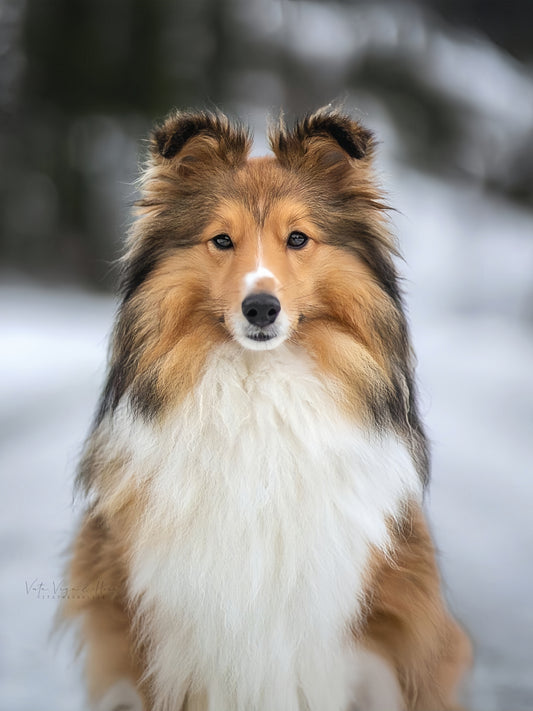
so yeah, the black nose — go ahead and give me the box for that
[242,293,281,327]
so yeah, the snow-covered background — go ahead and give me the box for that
[2,1,533,709]
[2,163,532,709]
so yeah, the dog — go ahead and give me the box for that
[62,108,471,711]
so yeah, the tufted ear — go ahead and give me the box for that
[269,107,374,171]
[151,110,251,169]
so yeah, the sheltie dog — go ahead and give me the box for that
[63,108,471,711]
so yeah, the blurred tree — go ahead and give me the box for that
[427,0,533,61]
[1,0,241,288]
[0,0,531,288]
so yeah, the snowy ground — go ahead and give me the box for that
[1,171,532,710]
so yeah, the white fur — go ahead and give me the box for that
[244,265,277,291]
[100,343,421,711]
[228,309,291,351]
[237,264,288,351]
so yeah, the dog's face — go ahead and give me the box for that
[99,110,422,436]
[124,111,398,355]
[85,109,428,488]
[203,191,307,351]
[199,166,359,352]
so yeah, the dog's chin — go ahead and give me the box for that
[238,333,288,351]
[231,323,289,351]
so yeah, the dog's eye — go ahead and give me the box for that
[287,232,309,249]
[211,234,233,250]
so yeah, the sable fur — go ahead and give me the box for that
[65,107,471,711]
[363,507,471,710]
[89,109,426,471]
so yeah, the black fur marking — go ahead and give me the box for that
[155,116,210,159]
[354,238,402,307]
[94,361,126,427]
[93,302,145,427]
[273,109,374,162]
[119,232,198,303]
[121,250,162,303]
[317,214,402,308]
[129,368,162,421]
[406,380,431,484]
[361,354,429,484]
[153,110,250,161]
[299,113,372,160]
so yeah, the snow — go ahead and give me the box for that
[0,285,113,710]
[1,164,532,710]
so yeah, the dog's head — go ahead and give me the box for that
[123,109,401,354]
[97,108,425,466]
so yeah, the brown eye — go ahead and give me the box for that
[287,231,309,249]
[212,234,233,250]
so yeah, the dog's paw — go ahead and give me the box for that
[94,680,144,711]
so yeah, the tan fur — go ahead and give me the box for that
[131,253,228,412]
[115,156,406,425]
[63,514,149,704]
[362,507,472,710]
[298,319,396,422]
[64,109,470,710]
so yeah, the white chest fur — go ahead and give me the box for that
[110,344,421,711]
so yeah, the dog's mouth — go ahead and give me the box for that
[247,327,278,342]
[229,315,290,351]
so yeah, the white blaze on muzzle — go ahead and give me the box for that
[230,265,290,350]
[244,265,277,293]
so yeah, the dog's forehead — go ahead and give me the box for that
[224,156,309,225]
[238,155,292,191]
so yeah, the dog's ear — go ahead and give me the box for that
[270,108,374,172]
[151,110,251,171]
